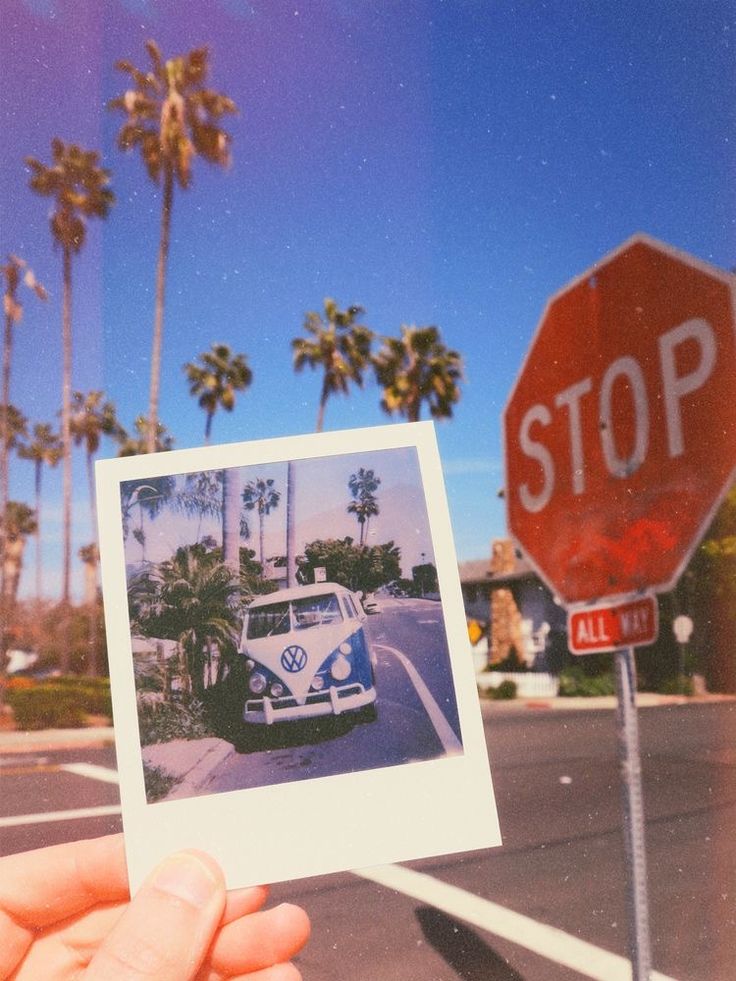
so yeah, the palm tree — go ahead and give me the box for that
[2,501,37,606]
[71,390,121,546]
[0,405,28,603]
[242,478,280,568]
[120,476,176,560]
[292,298,373,432]
[110,41,237,453]
[137,545,239,697]
[26,139,114,604]
[347,467,381,546]
[17,423,62,600]
[1,256,46,573]
[184,343,252,444]
[116,415,174,457]
[373,324,463,422]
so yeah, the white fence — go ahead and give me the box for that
[477,671,559,698]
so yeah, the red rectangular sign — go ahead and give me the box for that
[568,595,658,655]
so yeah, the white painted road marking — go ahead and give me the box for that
[354,863,678,981]
[60,763,120,784]
[376,643,462,754]
[0,804,122,828]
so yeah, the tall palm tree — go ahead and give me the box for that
[373,324,463,423]
[26,139,114,604]
[184,343,252,444]
[292,298,373,432]
[1,256,46,574]
[110,41,237,453]
[17,423,62,600]
[347,467,381,546]
[70,390,121,547]
[242,478,280,568]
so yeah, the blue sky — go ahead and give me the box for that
[2,0,734,600]
[122,448,434,578]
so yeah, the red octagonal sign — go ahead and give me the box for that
[504,233,736,606]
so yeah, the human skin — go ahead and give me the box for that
[0,834,310,980]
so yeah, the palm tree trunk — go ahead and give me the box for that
[222,467,241,576]
[204,410,213,445]
[147,164,174,454]
[286,462,297,587]
[86,450,99,677]
[0,306,12,599]
[259,512,265,568]
[34,460,42,601]
[316,379,328,433]
[61,246,73,618]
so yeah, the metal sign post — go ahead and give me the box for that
[614,647,652,981]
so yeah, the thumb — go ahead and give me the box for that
[85,850,226,980]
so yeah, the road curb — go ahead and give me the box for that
[142,737,236,799]
[0,727,115,754]
[479,692,736,716]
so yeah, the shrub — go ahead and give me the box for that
[491,679,518,700]
[658,676,694,696]
[558,665,616,697]
[7,686,87,730]
[4,677,112,729]
[137,696,213,746]
[143,762,181,803]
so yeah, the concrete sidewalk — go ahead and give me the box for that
[0,726,115,754]
[480,691,736,715]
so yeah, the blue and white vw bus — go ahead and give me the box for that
[238,583,377,725]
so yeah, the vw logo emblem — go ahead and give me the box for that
[281,645,308,673]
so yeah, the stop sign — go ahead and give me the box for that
[504,233,736,605]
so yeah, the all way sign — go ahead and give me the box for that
[568,594,658,655]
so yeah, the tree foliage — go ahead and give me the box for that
[292,298,373,432]
[347,467,381,546]
[184,343,252,443]
[373,324,463,422]
[297,537,401,593]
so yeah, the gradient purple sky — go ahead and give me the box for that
[2,0,734,599]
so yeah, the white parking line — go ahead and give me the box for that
[0,804,122,828]
[354,864,678,981]
[376,644,462,754]
[60,763,120,784]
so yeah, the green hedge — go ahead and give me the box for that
[6,677,112,730]
[490,679,518,700]
[558,666,616,697]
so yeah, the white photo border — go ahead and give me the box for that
[97,421,501,891]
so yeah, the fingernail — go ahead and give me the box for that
[151,852,220,909]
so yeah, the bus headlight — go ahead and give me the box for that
[249,672,267,694]
[311,675,325,691]
[270,682,284,698]
[330,654,351,681]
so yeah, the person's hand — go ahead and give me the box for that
[0,834,310,979]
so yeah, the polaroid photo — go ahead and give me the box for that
[97,421,501,891]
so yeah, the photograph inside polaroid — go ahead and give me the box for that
[97,422,500,890]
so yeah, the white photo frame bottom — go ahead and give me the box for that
[97,422,500,891]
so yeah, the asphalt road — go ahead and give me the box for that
[1,697,733,979]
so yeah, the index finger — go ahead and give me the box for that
[0,834,129,928]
